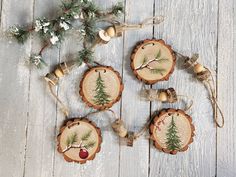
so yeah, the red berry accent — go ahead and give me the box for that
[79,149,89,159]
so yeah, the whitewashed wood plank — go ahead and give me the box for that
[53,1,122,177]
[0,0,33,176]
[119,1,154,177]
[23,1,61,177]
[217,0,236,176]
[150,0,218,177]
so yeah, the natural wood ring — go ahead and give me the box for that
[131,39,176,84]
[57,118,102,163]
[149,108,195,154]
[79,66,124,110]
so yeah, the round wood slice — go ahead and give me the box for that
[150,109,195,154]
[131,39,176,84]
[57,118,102,163]
[79,66,123,110]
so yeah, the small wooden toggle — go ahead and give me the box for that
[126,131,135,147]
[111,119,128,138]
[142,88,178,103]
[44,73,59,86]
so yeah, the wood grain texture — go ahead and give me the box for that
[217,0,236,176]
[53,0,123,176]
[0,0,33,176]
[119,1,153,177]
[23,0,61,177]
[150,0,218,177]
[0,0,234,177]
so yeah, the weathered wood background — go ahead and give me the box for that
[0,0,235,177]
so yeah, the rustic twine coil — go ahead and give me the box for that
[176,52,225,128]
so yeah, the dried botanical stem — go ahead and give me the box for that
[39,42,50,55]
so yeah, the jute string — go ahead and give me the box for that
[203,71,224,128]
[48,82,69,117]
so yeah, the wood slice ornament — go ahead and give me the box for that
[150,109,195,154]
[57,118,102,163]
[131,39,176,84]
[79,66,123,110]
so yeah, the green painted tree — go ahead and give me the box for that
[165,116,181,151]
[93,72,110,105]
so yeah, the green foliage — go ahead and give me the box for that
[29,54,47,69]
[150,68,166,75]
[165,116,181,151]
[93,72,110,105]
[156,50,161,59]
[9,26,29,44]
[77,48,94,64]
[84,141,96,149]
[8,0,124,68]
[66,132,78,146]
[81,130,92,141]
[111,2,124,16]
[83,18,97,43]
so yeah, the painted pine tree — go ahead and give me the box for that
[93,72,110,105]
[165,116,181,151]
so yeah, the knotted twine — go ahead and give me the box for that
[175,51,225,128]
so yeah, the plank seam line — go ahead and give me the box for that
[0,0,3,27]
[22,0,36,176]
[52,43,61,177]
[118,0,126,176]
[215,0,220,176]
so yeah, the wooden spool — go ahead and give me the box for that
[79,66,124,110]
[57,118,102,164]
[131,39,176,84]
[150,109,195,155]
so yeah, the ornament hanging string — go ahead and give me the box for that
[204,72,225,128]
[48,82,69,117]
[90,15,164,49]
[174,51,225,128]
[111,15,164,30]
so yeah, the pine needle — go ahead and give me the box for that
[66,132,78,146]
[84,141,96,149]
[150,68,166,75]
[77,48,94,64]
[156,50,161,59]
[81,130,92,141]
[111,2,124,16]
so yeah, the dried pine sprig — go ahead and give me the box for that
[77,48,94,65]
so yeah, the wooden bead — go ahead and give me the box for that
[44,73,59,85]
[193,63,205,73]
[98,30,111,43]
[111,119,128,138]
[106,26,116,37]
[54,68,64,78]
[158,91,168,102]
[126,131,135,147]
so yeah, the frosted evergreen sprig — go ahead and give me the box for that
[77,48,94,65]
[9,26,30,44]
[8,0,124,69]
[29,54,47,69]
